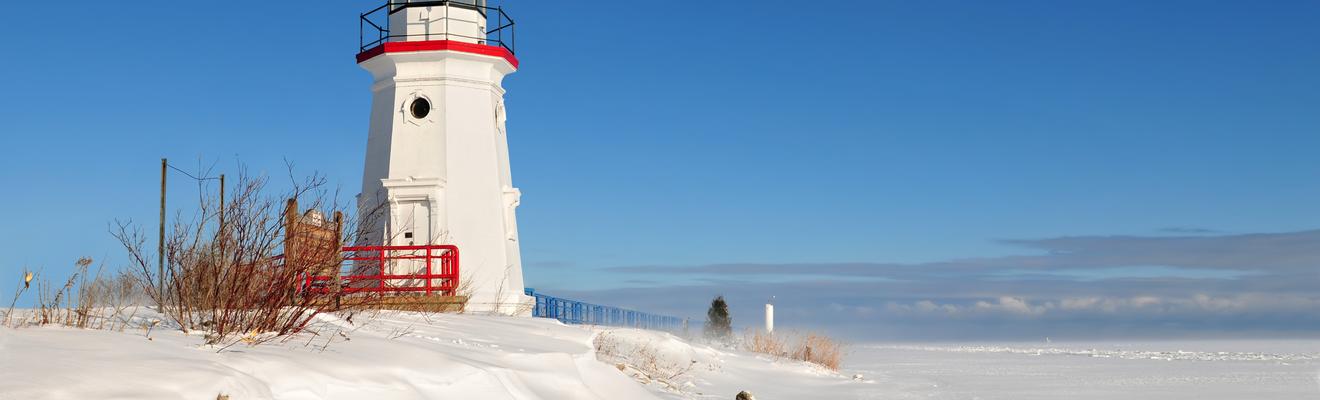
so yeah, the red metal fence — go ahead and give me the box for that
[301,245,459,296]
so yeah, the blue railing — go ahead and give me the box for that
[524,288,686,332]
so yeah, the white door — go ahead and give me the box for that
[391,199,432,288]
[396,199,431,245]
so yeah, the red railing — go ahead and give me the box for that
[301,245,459,296]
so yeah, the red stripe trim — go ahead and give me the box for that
[356,40,519,68]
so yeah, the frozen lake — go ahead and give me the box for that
[844,340,1320,399]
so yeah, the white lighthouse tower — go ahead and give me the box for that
[355,1,528,313]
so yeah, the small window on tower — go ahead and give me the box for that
[410,98,431,119]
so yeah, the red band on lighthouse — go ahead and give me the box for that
[357,40,519,68]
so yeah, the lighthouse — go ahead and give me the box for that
[354,1,529,313]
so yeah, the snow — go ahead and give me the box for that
[590,327,863,399]
[847,341,1320,400]
[2,312,1316,399]
[0,312,659,399]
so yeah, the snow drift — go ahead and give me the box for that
[0,311,863,399]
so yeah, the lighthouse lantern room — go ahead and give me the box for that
[355,1,527,313]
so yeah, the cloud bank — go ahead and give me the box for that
[548,230,1320,341]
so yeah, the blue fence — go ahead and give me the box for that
[524,288,686,332]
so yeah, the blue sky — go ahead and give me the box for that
[2,1,1319,340]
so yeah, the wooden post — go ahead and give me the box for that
[158,158,167,300]
[333,210,345,293]
[334,211,344,278]
[218,174,225,229]
[284,198,298,262]
[215,173,226,306]
[333,211,344,246]
[284,198,298,306]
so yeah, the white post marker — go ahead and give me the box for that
[765,300,775,333]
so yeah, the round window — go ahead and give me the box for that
[410,98,431,119]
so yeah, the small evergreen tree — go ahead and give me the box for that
[705,295,733,340]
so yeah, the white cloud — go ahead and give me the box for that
[883,294,1320,320]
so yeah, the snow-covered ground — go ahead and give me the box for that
[2,311,1316,399]
[0,311,861,399]
[0,312,662,399]
[847,341,1320,399]
[590,327,866,399]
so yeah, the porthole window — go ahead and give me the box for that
[409,98,431,119]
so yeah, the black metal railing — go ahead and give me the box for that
[359,1,515,54]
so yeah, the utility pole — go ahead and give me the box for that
[159,158,167,300]
[216,173,226,306]
[218,174,225,228]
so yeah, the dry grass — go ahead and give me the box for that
[451,275,475,314]
[593,331,697,390]
[3,268,36,327]
[790,332,844,371]
[746,329,788,357]
[486,265,533,316]
[3,258,147,331]
[743,329,845,371]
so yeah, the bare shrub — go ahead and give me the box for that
[742,330,844,371]
[744,329,787,357]
[790,332,844,371]
[113,167,383,347]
